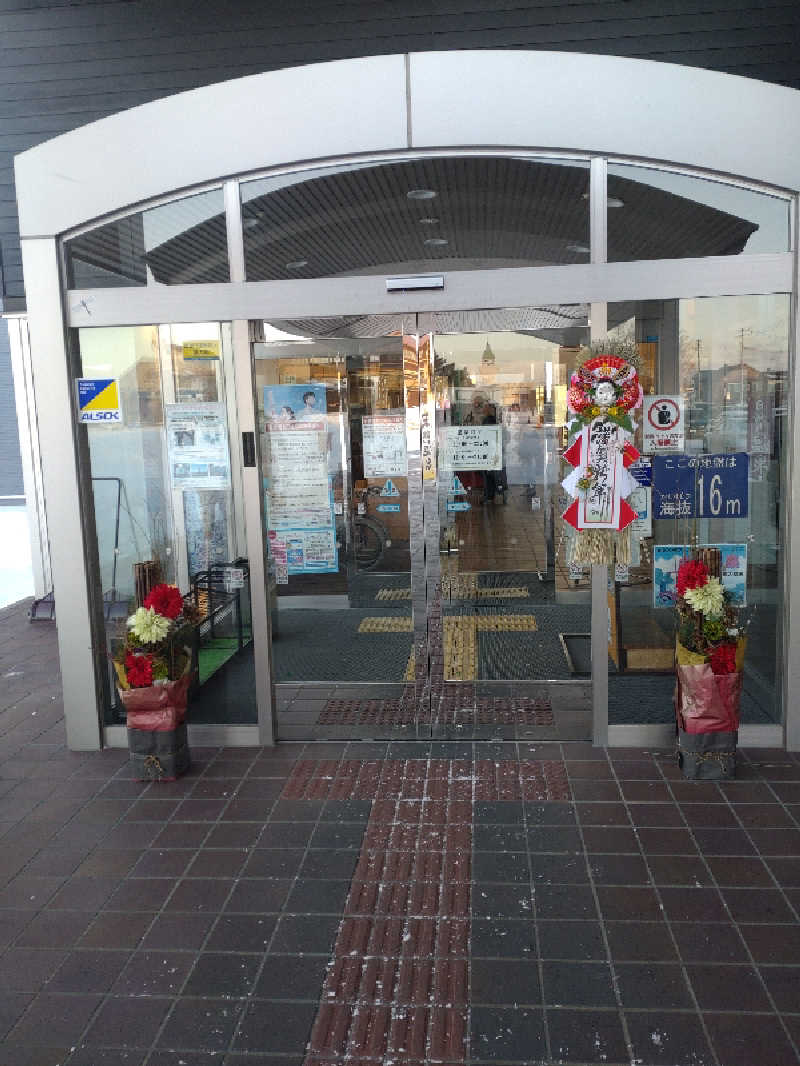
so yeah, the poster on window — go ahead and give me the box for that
[642,395,685,452]
[166,402,231,489]
[362,415,408,478]
[443,425,502,470]
[653,543,747,608]
[263,385,337,574]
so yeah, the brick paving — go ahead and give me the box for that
[1,599,800,1065]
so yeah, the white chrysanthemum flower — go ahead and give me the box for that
[127,606,171,644]
[684,577,725,619]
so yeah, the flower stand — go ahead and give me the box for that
[674,637,747,781]
[121,674,192,781]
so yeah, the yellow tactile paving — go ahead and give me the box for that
[375,588,413,601]
[404,651,415,681]
[358,617,414,633]
[475,614,538,631]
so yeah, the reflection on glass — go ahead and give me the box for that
[432,318,591,697]
[608,164,790,261]
[77,323,254,726]
[65,188,229,288]
[607,295,789,725]
[242,156,590,280]
[255,324,413,739]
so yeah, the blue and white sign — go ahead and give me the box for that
[76,378,121,424]
[653,542,747,607]
[451,475,467,495]
[377,503,400,512]
[380,479,400,497]
[652,453,748,519]
[629,458,652,487]
[447,501,471,512]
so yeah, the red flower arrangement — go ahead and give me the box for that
[143,583,183,620]
[125,651,153,688]
[676,559,709,597]
[709,644,737,675]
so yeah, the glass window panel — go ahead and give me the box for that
[77,322,254,726]
[242,156,590,281]
[65,188,229,288]
[608,164,790,261]
[255,318,414,737]
[606,294,789,726]
[429,310,592,692]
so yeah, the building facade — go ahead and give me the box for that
[4,3,800,750]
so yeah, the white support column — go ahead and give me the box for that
[225,178,275,744]
[6,315,51,599]
[20,238,102,749]
[590,157,610,748]
[785,197,800,751]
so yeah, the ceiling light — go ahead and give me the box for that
[608,197,625,208]
[407,188,437,200]
[243,217,259,229]
[566,242,590,254]
[285,259,309,269]
[423,237,448,246]
[418,216,440,225]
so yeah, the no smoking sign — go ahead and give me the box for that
[643,395,685,452]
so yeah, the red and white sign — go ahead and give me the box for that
[643,395,684,452]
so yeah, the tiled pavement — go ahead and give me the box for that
[1,600,800,1065]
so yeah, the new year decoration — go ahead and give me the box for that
[561,347,643,566]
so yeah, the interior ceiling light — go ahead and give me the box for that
[423,237,448,246]
[407,188,438,200]
[608,197,625,208]
[566,242,590,254]
[243,217,260,229]
[285,259,309,269]
[418,216,440,225]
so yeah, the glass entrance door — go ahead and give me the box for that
[256,311,594,741]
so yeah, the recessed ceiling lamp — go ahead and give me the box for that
[285,259,309,269]
[423,237,449,246]
[243,217,259,229]
[407,188,438,200]
[566,242,590,254]
[418,216,440,225]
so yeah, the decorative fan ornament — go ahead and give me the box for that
[561,349,644,566]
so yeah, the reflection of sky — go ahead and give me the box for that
[680,294,790,372]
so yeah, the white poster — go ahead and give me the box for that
[443,424,502,471]
[643,395,685,452]
[362,415,408,478]
[629,485,652,538]
[166,402,231,489]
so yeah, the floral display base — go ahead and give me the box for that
[127,721,190,781]
[677,728,737,781]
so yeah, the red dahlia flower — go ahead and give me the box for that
[143,583,183,620]
[676,559,709,598]
[125,651,153,688]
[710,644,737,675]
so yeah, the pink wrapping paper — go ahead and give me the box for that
[675,664,742,734]
[120,673,192,732]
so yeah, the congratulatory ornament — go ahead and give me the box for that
[561,350,644,566]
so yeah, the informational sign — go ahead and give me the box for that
[421,408,436,480]
[268,536,289,584]
[444,425,502,471]
[380,479,400,497]
[615,563,629,583]
[182,340,220,360]
[447,501,471,512]
[362,416,408,478]
[76,378,122,424]
[652,453,749,519]
[377,503,401,513]
[451,476,467,495]
[263,384,337,574]
[630,458,652,487]
[166,403,231,489]
[653,543,747,607]
[629,485,652,537]
[643,395,685,452]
